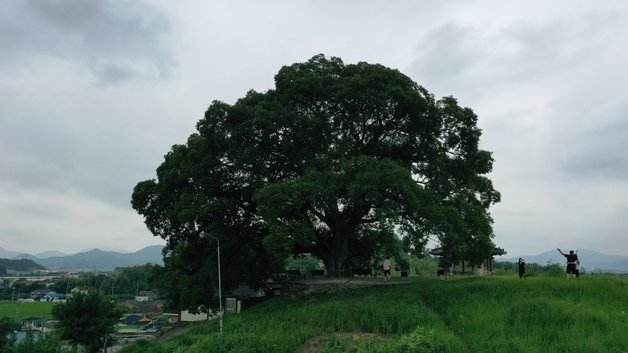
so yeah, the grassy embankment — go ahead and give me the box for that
[0,301,54,322]
[120,276,627,353]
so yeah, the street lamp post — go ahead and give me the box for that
[199,231,223,334]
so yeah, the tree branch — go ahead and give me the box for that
[359,218,380,224]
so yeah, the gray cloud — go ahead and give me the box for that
[1,1,627,256]
[561,117,628,180]
[0,0,170,83]
[411,23,479,84]
[408,9,624,99]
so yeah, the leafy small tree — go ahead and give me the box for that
[543,263,565,277]
[51,291,122,353]
[3,332,65,353]
[0,316,19,352]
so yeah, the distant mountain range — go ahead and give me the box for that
[0,247,68,259]
[0,245,164,272]
[3,245,625,273]
[498,249,628,273]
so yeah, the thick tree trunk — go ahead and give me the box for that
[324,233,350,277]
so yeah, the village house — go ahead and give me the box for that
[30,289,48,300]
[135,291,157,302]
[66,287,88,298]
[43,292,65,302]
[117,299,164,317]
[31,289,66,302]
[21,317,42,330]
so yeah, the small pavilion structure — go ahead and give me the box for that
[428,246,507,273]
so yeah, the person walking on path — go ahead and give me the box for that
[382,258,392,282]
[518,258,526,279]
[557,248,579,279]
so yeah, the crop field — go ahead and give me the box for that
[119,276,627,353]
[0,301,55,322]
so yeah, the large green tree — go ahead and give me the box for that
[132,55,499,289]
[51,291,121,353]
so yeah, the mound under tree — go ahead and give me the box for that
[132,54,499,311]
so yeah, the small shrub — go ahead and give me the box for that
[396,327,434,353]
[543,263,564,277]
[390,327,464,353]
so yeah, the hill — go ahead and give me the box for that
[499,248,628,273]
[118,276,628,353]
[34,245,164,271]
[0,258,46,273]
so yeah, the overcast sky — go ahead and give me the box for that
[1,1,627,257]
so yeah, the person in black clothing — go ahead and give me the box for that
[557,248,579,279]
[518,258,526,279]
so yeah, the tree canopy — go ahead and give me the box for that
[0,316,20,352]
[51,291,121,353]
[132,55,499,309]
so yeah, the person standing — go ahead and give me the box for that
[518,258,526,279]
[557,248,579,279]
[382,258,391,282]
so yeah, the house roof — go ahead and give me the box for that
[21,317,42,322]
[119,301,136,309]
[138,291,156,296]
[120,314,143,325]
[230,284,255,298]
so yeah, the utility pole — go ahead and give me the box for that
[200,231,223,334]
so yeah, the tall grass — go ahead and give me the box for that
[120,285,464,353]
[119,276,627,353]
[412,276,628,353]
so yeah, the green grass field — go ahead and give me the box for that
[0,301,55,322]
[413,276,628,353]
[120,275,627,353]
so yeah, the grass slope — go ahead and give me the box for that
[120,276,628,353]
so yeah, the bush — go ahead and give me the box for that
[395,327,435,353]
[543,263,564,277]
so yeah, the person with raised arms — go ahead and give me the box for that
[557,248,579,279]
